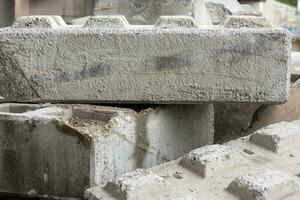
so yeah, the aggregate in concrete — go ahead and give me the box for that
[85,120,300,200]
[0,103,213,199]
[0,15,291,103]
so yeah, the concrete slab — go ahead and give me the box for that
[85,120,300,199]
[0,103,213,199]
[0,16,291,103]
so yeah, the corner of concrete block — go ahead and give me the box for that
[220,15,271,28]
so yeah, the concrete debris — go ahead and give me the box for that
[0,16,291,103]
[84,120,300,199]
[0,103,213,199]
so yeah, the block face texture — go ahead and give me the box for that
[0,105,91,198]
[227,170,300,200]
[180,144,243,177]
[135,104,214,166]
[250,121,300,153]
[0,17,291,103]
[221,16,271,28]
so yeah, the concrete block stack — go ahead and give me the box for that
[0,0,291,199]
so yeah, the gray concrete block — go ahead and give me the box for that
[0,16,291,103]
[227,170,300,200]
[0,103,213,198]
[250,121,300,153]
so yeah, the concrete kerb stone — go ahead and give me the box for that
[0,15,291,103]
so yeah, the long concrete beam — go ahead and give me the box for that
[0,15,291,103]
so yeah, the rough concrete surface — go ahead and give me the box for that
[0,16,291,103]
[85,120,300,199]
[0,103,213,199]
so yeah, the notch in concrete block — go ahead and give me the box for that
[180,145,244,178]
[103,169,168,199]
[250,121,300,153]
[221,16,271,28]
[12,16,64,29]
[84,15,129,28]
[155,16,197,29]
[227,170,300,200]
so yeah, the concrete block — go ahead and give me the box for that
[227,170,300,200]
[0,103,213,199]
[250,121,300,153]
[84,126,300,200]
[93,0,212,26]
[221,16,271,28]
[0,16,291,103]
[180,144,244,177]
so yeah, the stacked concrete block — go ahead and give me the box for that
[85,120,300,199]
[0,15,291,103]
[0,103,213,198]
[0,2,292,199]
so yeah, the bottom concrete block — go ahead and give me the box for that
[0,103,213,199]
